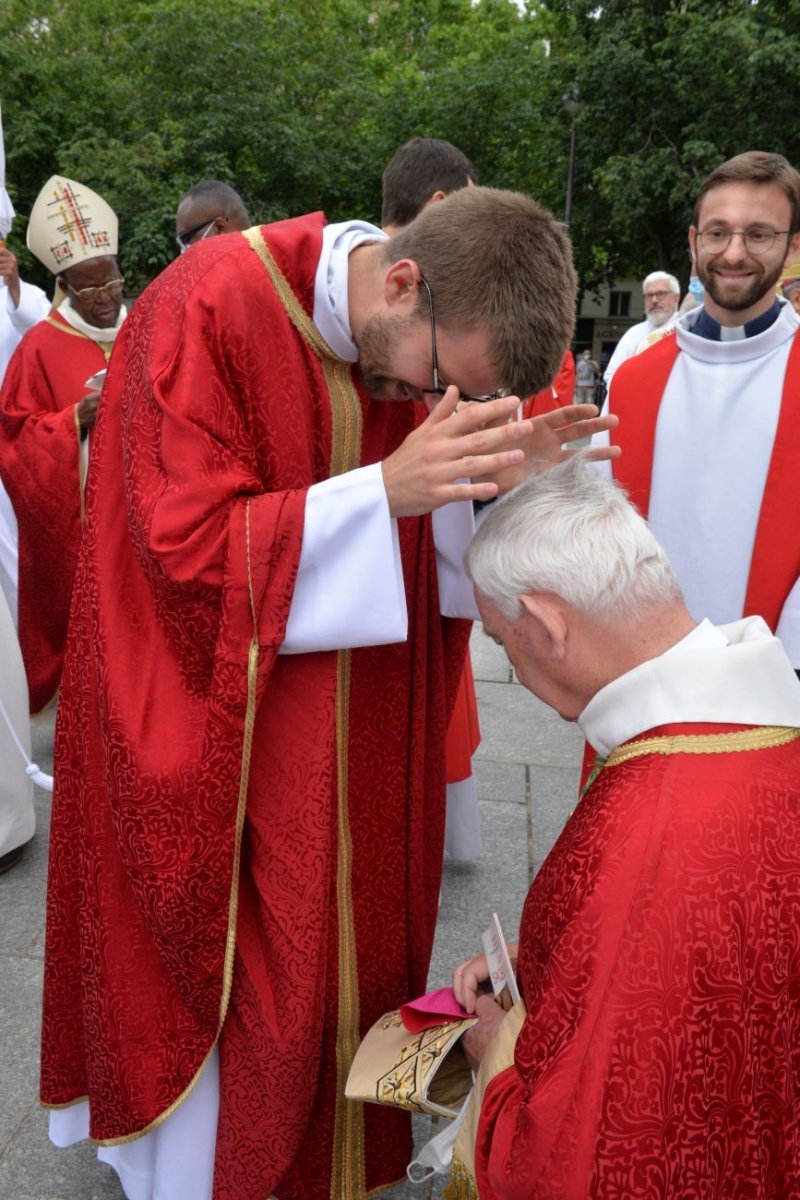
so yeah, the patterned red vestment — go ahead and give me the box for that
[475,723,800,1199]
[0,312,106,710]
[41,216,469,1199]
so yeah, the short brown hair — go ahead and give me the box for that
[381,137,477,228]
[385,187,576,397]
[693,151,800,232]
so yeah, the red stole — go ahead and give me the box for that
[0,312,107,710]
[609,329,800,630]
[41,214,468,1200]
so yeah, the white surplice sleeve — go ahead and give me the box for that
[280,466,482,654]
[281,463,407,654]
[431,497,481,620]
[7,280,50,336]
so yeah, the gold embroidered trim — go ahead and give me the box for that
[330,646,365,1198]
[324,358,363,479]
[243,223,367,1193]
[45,315,114,361]
[45,315,88,340]
[242,227,363,481]
[90,501,260,1147]
[367,1179,409,1198]
[444,1156,480,1199]
[605,725,800,769]
[40,1094,89,1111]
[242,226,346,362]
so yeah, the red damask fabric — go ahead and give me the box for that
[41,216,469,1199]
[0,313,105,711]
[476,722,800,1199]
[446,655,480,783]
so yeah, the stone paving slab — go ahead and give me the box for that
[475,678,584,769]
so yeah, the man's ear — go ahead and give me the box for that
[688,226,698,270]
[519,593,568,661]
[384,258,421,309]
[423,190,448,208]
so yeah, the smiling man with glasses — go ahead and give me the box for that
[596,150,800,688]
[0,175,126,714]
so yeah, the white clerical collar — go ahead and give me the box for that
[578,616,800,757]
[312,220,388,361]
[59,299,126,344]
[676,298,799,363]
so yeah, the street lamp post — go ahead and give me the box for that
[562,87,581,234]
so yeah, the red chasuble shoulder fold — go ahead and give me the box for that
[0,312,106,710]
[42,215,468,1200]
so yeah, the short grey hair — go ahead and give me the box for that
[642,271,680,295]
[466,457,683,623]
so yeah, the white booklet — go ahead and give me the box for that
[481,912,521,1011]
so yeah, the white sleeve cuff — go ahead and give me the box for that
[280,463,407,654]
[432,496,480,619]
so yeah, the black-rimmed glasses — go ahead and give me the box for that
[419,275,509,404]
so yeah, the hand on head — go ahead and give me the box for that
[382,391,620,517]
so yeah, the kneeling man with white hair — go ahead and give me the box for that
[447,457,800,1200]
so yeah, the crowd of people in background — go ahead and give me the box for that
[0,143,798,1200]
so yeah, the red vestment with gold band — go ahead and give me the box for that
[41,215,469,1199]
[0,312,106,710]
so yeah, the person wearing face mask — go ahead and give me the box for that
[0,175,125,711]
[175,179,251,254]
[603,271,681,391]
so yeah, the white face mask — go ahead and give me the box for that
[405,1089,473,1181]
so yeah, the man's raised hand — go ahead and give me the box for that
[382,390,621,517]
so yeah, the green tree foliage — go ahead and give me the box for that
[535,0,800,288]
[1,0,799,295]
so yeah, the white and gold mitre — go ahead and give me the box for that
[778,257,800,292]
[26,175,118,274]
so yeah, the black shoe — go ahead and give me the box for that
[0,843,28,875]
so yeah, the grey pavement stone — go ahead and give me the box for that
[468,625,511,684]
[473,758,526,805]
[429,799,529,987]
[0,1113,123,1200]
[0,788,51,958]
[0,957,42,1155]
[474,678,584,769]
